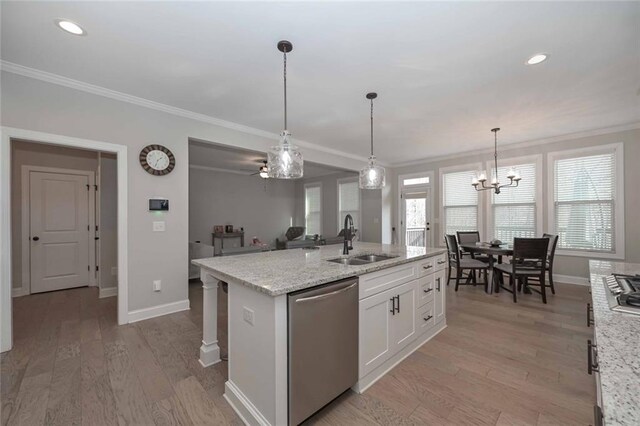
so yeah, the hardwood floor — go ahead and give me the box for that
[2,280,594,425]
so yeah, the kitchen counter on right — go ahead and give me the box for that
[589,260,640,426]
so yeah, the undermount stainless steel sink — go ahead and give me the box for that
[327,254,398,266]
[327,257,371,266]
[353,254,397,263]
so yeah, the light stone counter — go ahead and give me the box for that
[192,242,446,296]
[589,260,640,426]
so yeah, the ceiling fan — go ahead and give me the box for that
[251,160,269,179]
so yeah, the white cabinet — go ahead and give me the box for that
[357,254,447,393]
[390,281,418,353]
[359,287,394,377]
[359,280,417,378]
[434,268,446,323]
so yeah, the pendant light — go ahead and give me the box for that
[359,92,386,189]
[471,128,521,194]
[267,40,303,179]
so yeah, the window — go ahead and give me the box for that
[441,168,479,236]
[549,144,624,257]
[403,176,429,186]
[490,162,538,243]
[304,183,322,236]
[338,179,360,233]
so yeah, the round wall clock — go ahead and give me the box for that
[139,144,175,176]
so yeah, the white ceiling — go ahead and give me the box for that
[2,1,639,164]
[188,140,352,179]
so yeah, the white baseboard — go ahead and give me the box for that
[553,274,590,286]
[12,287,28,298]
[224,380,271,426]
[128,299,190,323]
[99,286,118,298]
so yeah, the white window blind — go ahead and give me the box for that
[491,163,537,242]
[442,170,478,236]
[554,152,616,253]
[338,180,360,232]
[305,184,322,236]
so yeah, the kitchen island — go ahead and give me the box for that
[192,242,448,425]
[589,260,640,426]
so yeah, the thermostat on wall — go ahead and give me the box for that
[149,199,169,211]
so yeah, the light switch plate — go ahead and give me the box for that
[243,307,254,326]
[153,221,166,232]
[153,280,161,291]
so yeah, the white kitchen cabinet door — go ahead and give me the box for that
[390,280,418,353]
[359,287,395,378]
[434,269,446,323]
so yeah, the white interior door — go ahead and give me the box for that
[401,188,431,247]
[30,171,90,293]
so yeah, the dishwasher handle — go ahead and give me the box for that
[295,282,358,303]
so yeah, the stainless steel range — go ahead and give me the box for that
[603,274,640,315]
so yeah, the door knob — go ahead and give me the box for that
[32,236,40,241]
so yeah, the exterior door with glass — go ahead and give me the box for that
[401,189,430,247]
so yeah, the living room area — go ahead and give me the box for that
[188,139,383,277]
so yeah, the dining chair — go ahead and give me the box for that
[456,231,490,262]
[494,237,549,303]
[445,234,489,292]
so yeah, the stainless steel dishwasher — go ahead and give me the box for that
[288,277,359,425]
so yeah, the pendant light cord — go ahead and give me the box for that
[493,129,498,182]
[370,98,374,157]
[283,49,288,131]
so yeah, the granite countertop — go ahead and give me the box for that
[589,260,640,426]
[192,242,446,296]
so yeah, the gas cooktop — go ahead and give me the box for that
[603,274,640,316]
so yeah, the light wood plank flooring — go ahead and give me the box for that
[2,280,594,425]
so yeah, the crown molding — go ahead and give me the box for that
[391,121,640,168]
[0,60,373,165]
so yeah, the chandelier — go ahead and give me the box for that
[472,128,521,194]
[267,40,303,179]
[359,92,385,189]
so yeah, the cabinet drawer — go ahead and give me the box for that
[417,275,435,307]
[359,263,417,300]
[434,254,448,272]
[417,301,435,334]
[417,258,436,277]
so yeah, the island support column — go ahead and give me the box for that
[199,271,221,367]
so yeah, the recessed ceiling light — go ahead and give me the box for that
[55,19,86,36]
[526,53,548,65]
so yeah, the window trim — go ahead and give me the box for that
[336,177,361,237]
[485,154,543,242]
[304,181,322,236]
[439,162,484,245]
[547,143,624,259]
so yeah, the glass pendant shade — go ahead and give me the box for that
[268,131,303,179]
[359,156,385,189]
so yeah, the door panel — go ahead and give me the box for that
[401,189,431,247]
[359,287,394,378]
[391,281,417,352]
[30,172,90,293]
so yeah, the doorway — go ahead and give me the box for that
[401,189,431,247]
[1,127,129,353]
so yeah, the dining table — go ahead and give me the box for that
[460,243,513,294]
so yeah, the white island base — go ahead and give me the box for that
[195,245,448,426]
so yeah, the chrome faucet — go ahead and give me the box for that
[343,214,354,255]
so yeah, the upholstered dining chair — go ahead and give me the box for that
[445,234,489,292]
[494,237,550,303]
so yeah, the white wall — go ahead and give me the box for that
[1,71,365,315]
[11,140,98,289]
[100,154,118,290]
[189,167,297,249]
[391,128,640,279]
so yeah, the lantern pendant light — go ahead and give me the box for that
[267,40,303,179]
[359,92,386,189]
